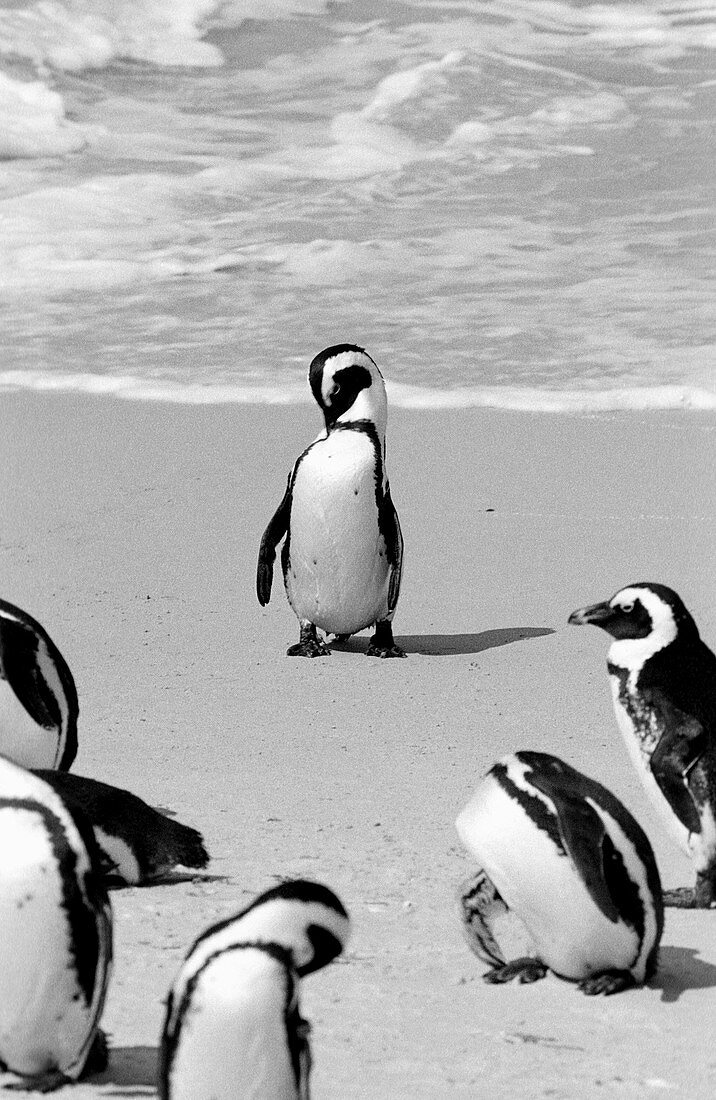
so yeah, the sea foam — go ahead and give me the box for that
[0,371,714,414]
[0,70,86,157]
[0,1,712,411]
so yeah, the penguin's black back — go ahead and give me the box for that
[637,633,716,736]
[516,751,661,871]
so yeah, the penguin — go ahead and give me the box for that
[0,754,112,1091]
[0,597,78,770]
[34,771,209,886]
[158,879,350,1100]
[257,344,405,658]
[455,751,663,995]
[569,581,716,908]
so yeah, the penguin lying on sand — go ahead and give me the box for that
[0,598,78,770]
[34,771,209,886]
[257,344,405,658]
[158,879,350,1100]
[0,755,112,1091]
[570,581,716,908]
[456,751,663,995]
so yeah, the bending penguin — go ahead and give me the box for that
[158,879,350,1100]
[455,751,663,995]
[569,581,716,908]
[0,598,78,770]
[0,754,112,1091]
[257,344,405,658]
[34,770,209,887]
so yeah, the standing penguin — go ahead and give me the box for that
[0,598,78,770]
[257,344,405,658]
[0,754,112,1090]
[455,751,663,994]
[158,879,350,1100]
[569,582,716,907]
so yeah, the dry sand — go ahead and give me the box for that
[1,394,715,1098]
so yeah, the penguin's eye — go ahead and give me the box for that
[329,381,341,400]
[619,601,634,614]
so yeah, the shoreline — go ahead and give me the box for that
[1,393,715,1097]
[1,375,716,413]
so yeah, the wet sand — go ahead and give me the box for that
[1,394,715,1098]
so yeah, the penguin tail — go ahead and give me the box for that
[155,815,210,872]
[160,822,208,871]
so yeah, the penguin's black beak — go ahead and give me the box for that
[568,601,615,628]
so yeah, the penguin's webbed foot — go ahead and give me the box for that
[663,886,699,908]
[578,970,635,996]
[693,873,716,908]
[287,639,330,658]
[664,879,716,908]
[366,620,406,659]
[287,622,330,659]
[483,957,547,986]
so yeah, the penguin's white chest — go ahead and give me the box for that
[456,778,637,980]
[168,951,298,1100]
[0,808,92,1076]
[286,432,390,634]
[0,679,60,769]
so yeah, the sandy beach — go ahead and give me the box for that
[1,393,715,1098]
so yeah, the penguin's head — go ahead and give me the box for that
[193,879,351,979]
[568,583,698,663]
[309,344,387,434]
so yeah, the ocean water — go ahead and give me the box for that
[0,0,714,411]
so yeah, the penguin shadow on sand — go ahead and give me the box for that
[334,626,555,657]
[91,1044,158,1096]
[653,946,716,1004]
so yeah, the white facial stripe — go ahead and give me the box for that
[608,586,678,671]
[0,608,24,625]
[501,755,556,815]
[94,828,141,884]
[320,351,376,406]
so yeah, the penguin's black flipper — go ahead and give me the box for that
[156,987,176,1100]
[257,473,292,606]
[527,767,620,924]
[379,484,403,612]
[286,993,312,1100]
[647,690,705,835]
